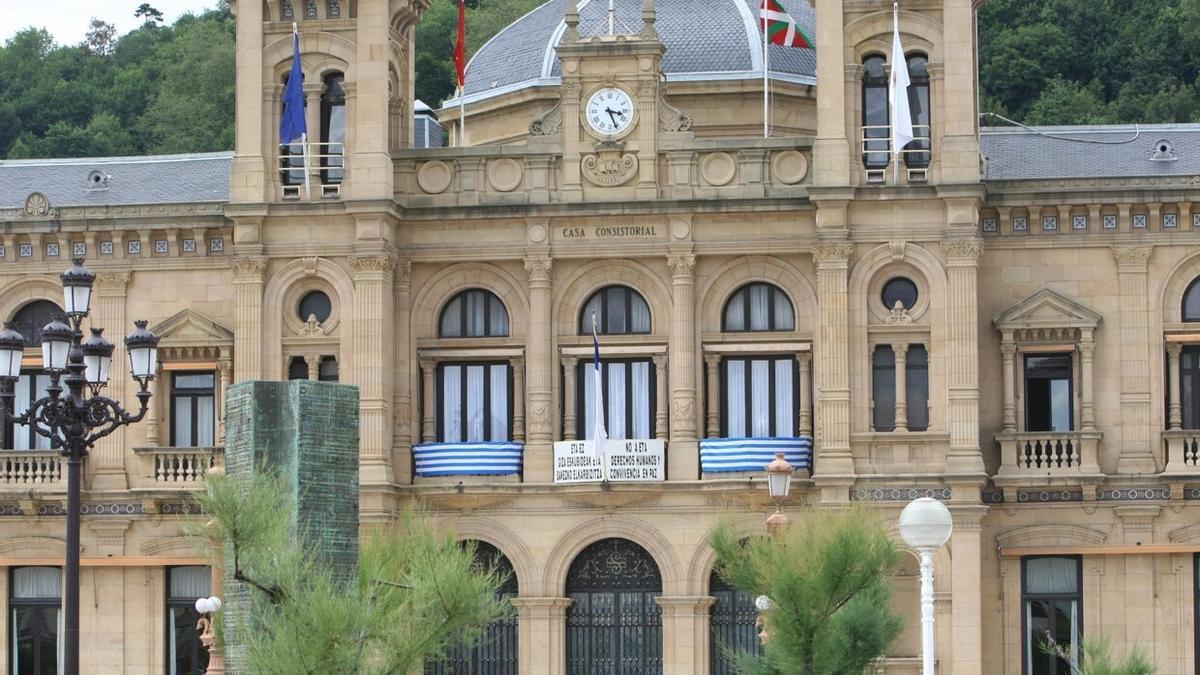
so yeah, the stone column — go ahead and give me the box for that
[524,257,554,480]
[704,353,721,438]
[512,597,572,675]
[91,272,131,489]
[305,354,320,380]
[797,351,813,436]
[419,358,435,443]
[653,354,669,441]
[893,342,909,433]
[812,242,854,478]
[1113,246,1156,473]
[561,357,578,441]
[812,0,848,186]
[1168,342,1183,430]
[350,254,395,485]
[216,355,232,442]
[512,356,526,443]
[949,507,987,675]
[656,596,715,675]
[393,262,414,483]
[347,0,393,200]
[144,363,163,446]
[1000,332,1017,432]
[1079,332,1096,430]
[231,258,267,382]
[668,254,700,479]
[941,239,986,476]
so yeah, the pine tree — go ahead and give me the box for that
[709,507,904,675]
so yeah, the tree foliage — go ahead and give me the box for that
[190,471,511,675]
[709,508,904,675]
[1042,633,1158,675]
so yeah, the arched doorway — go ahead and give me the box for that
[708,568,762,675]
[425,541,519,675]
[566,538,662,674]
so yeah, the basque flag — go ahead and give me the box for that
[591,315,607,462]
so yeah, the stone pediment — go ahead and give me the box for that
[993,289,1102,333]
[152,309,234,348]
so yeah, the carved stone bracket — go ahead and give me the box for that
[529,103,563,136]
[582,151,639,187]
[659,97,693,132]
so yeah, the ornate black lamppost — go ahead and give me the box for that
[0,259,159,675]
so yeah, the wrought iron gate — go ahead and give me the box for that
[566,538,663,674]
[708,569,762,675]
[425,541,519,675]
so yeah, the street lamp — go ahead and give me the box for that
[0,259,159,675]
[898,497,954,675]
[764,451,793,534]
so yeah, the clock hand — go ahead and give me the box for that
[606,108,618,127]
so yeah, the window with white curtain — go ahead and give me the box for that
[721,357,796,438]
[170,372,215,448]
[438,363,512,442]
[10,566,61,675]
[167,566,211,675]
[579,359,655,440]
[578,285,651,335]
[439,289,510,338]
[722,283,795,332]
[5,372,52,450]
[1022,556,1081,675]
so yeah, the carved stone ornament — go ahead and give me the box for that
[231,257,267,282]
[811,242,854,264]
[1112,245,1153,269]
[94,272,132,293]
[659,97,693,132]
[302,257,320,276]
[394,260,413,287]
[667,254,695,277]
[23,192,55,218]
[529,103,563,136]
[529,401,551,434]
[299,314,326,336]
[349,255,395,274]
[940,238,984,260]
[672,398,696,429]
[582,151,639,187]
[886,301,914,325]
[524,257,553,282]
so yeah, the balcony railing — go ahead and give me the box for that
[278,141,344,199]
[1162,430,1200,476]
[0,451,63,485]
[994,430,1102,482]
[860,124,932,183]
[133,447,222,487]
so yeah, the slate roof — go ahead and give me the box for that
[0,152,232,211]
[981,124,1200,181]
[454,0,816,105]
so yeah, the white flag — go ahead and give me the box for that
[889,2,913,170]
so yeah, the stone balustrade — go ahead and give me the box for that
[993,431,1103,500]
[0,451,63,485]
[1162,429,1200,476]
[133,446,223,488]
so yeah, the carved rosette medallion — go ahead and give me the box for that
[582,152,639,187]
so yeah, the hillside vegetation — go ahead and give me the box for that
[1,0,1197,159]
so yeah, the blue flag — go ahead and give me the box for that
[279,30,306,144]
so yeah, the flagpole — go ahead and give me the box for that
[892,1,900,185]
[460,85,467,147]
[295,23,311,202]
[763,9,769,138]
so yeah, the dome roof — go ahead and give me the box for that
[452,0,816,105]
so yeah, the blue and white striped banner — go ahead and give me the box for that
[699,437,813,473]
[413,442,523,477]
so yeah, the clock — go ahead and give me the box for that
[584,87,636,137]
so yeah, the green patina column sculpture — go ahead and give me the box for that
[221,380,360,672]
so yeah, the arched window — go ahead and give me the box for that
[1183,277,1200,322]
[861,54,889,169]
[905,53,931,168]
[439,289,510,338]
[10,300,61,348]
[579,285,650,335]
[320,72,346,184]
[426,541,518,675]
[708,567,761,675]
[566,539,662,673]
[723,283,794,332]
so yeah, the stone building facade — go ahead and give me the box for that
[1,0,1200,673]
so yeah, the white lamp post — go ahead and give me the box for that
[898,497,953,675]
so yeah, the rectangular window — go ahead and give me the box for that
[872,346,896,431]
[437,363,511,442]
[1025,355,1073,432]
[1182,346,1200,429]
[578,359,655,440]
[721,357,796,438]
[1022,556,1081,675]
[170,372,216,448]
[907,345,930,431]
[167,566,211,675]
[10,566,61,675]
[5,373,52,450]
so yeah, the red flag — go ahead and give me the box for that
[760,0,813,49]
[455,0,467,89]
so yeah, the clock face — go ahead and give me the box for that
[585,88,636,136]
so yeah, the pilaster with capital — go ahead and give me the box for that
[231,257,267,382]
[420,358,436,443]
[1113,245,1156,473]
[656,596,716,675]
[812,242,854,476]
[524,257,555,480]
[350,254,396,485]
[1078,334,1096,430]
[91,272,132,488]
[561,357,578,441]
[1000,334,1017,432]
[703,353,721,439]
[797,351,813,437]
[512,597,572,675]
[893,343,910,432]
[948,506,987,675]
[1168,341,1183,430]
[653,354,669,441]
[216,356,232,442]
[393,261,414,483]
[941,238,985,476]
[667,253,699,479]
